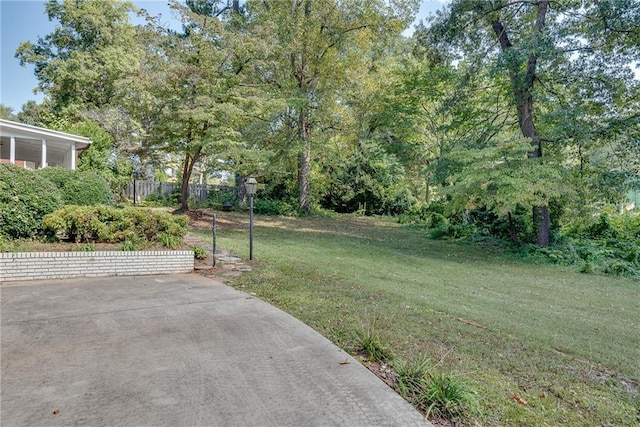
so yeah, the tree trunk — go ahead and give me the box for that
[425,175,431,204]
[507,212,519,243]
[517,87,550,246]
[289,0,314,213]
[180,155,192,212]
[490,1,551,246]
[180,146,202,212]
[236,173,246,206]
[533,205,550,246]
[297,109,311,213]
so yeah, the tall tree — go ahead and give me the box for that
[15,100,53,126]
[366,46,512,205]
[14,0,147,187]
[0,104,15,120]
[428,0,640,245]
[246,0,417,212]
[129,0,256,211]
[15,0,143,115]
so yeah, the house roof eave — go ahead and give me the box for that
[0,119,92,148]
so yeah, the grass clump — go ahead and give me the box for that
[355,322,394,363]
[421,371,477,421]
[395,356,477,422]
[394,355,432,400]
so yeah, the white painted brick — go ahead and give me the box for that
[1,251,193,281]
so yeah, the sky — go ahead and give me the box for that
[0,0,448,113]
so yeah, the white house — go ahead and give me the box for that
[0,119,92,170]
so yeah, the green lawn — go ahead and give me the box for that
[194,212,639,426]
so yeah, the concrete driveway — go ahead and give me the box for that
[1,274,429,426]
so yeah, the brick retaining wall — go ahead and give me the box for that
[0,251,194,282]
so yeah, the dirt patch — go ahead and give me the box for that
[361,358,397,389]
[183,209,245,231]
[194,266,239,283]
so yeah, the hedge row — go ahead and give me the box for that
[43,205,188,249]
[1,165,185,250]
[0,164,114,238]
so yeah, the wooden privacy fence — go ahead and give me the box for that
[125,180,235,203]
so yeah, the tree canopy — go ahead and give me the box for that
[13,0,639,244]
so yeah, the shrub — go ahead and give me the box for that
[603,260,636,277]
[398,202,447,226]
[37,167,114,206]
[192,245,209,260]
[121,234,144,251]
[530,210,640,277]
[524,234,639,278]
[319,142,410,215]
[207,187,237,210]
[253,198,298,216]
[63,172,114,206]
[385,188,418,216]
[467,205,533,243]
[430,212,448,228]
[588,213,616,239]
[43,205,188,248]
[36,167,75,189]
[43,205,123,242]
[429,223,474,240]
[158,232,182,249]
[580,262,594,273]
[142,193,174,207]
[564,210,640,241]
[0,164,63,238]
[120,207,188,243]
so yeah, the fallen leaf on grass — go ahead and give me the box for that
[511,394,528,405]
